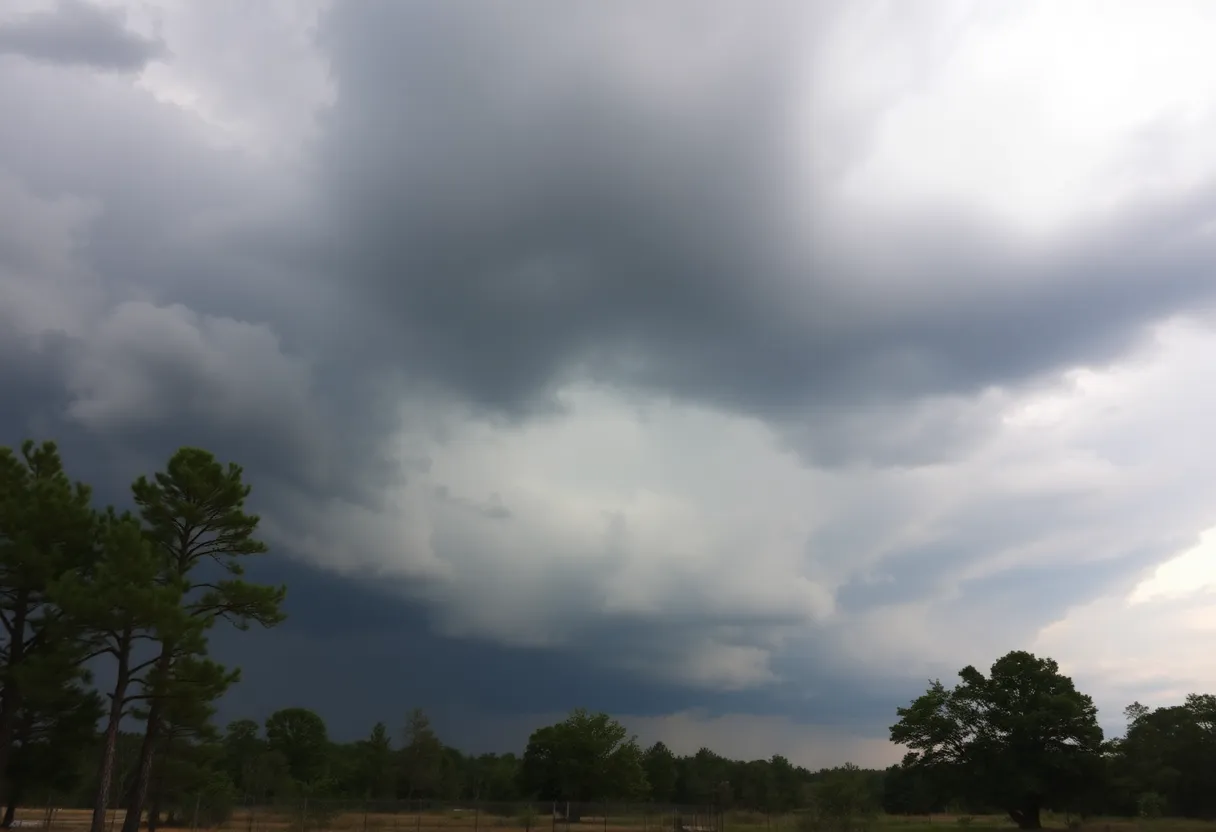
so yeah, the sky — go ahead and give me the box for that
[4,0,1216,770]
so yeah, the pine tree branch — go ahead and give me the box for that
[129,654,165,675]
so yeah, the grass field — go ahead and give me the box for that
[9,809,1216,832]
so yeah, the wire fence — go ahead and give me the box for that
[9,801,739,832]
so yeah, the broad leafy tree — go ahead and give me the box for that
[466,752,521,802]
[266,707,331,789]
[518,709,649,803]
[881,762,939,815]
[1108,695,1216,818]
[891,650,1104,829]
[805,764,881,830]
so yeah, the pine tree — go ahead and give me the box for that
[0,441,98,809]
[51,512,193,832]
[119,449,285,832]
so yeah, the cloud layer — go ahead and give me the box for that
[5,0,1216,763]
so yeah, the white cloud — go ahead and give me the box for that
[1130,528,1216,604]
[122,0,334,157]
[261,314,1216,700]
[1035,587,1216,733]
[834,0,1216,239]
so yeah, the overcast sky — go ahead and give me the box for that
[5,0,1216,769]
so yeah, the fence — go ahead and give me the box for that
[7,801,732,832]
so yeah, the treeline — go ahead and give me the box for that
[6,439,1216,832]
[30,690,1216,830]
[26,706,879,818]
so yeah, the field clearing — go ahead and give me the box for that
[11,810,1216,832]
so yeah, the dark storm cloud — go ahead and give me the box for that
[0,331,75,438]
[210,557,894,744]
[313,0,821,415]
[309,0,1216,447]
[0,0,164,71]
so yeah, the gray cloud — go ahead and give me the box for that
[0,0,164,71]
[310,0,1216,450]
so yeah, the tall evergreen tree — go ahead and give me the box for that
[137,656,233,832]
[0,441,97,809]
[400,708,444,800]
[52,512,192,832]
[119,449,285,832]
[3,676,102,824]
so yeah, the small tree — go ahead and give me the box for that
[800,765,879,832]
[1137,792,1167,818]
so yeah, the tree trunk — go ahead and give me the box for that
[120,647,172,832]
[146,793,162,832]
[3,787,20,828]
[91,634,133,832]
[0,687,16,814]
[119,720,158,832]
[1009,803,1042,830]
[0,599,30,811]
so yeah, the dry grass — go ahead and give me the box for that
[879,815,1216,832]
[7,809,684,832]
[11,809,1216,832]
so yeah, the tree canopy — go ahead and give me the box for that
[519,709,649,803]
[891,650,1104,829]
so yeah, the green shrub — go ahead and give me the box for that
[1136,792,1167,819]
[516,805,541,831]
[797,766,879,832]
